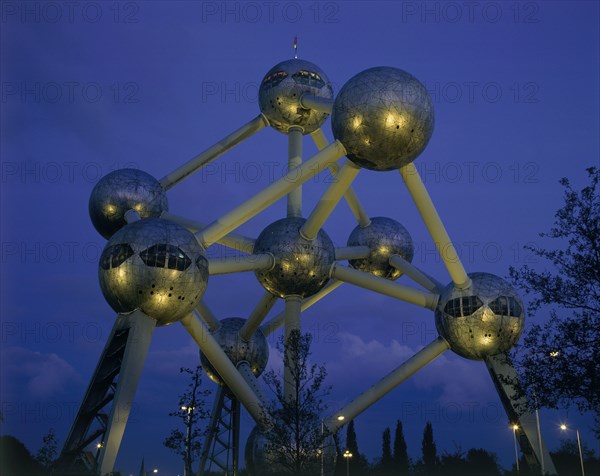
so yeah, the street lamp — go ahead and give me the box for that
[560,423,585,476]
[343,450,352,476]
[181,405,195,476]
[511,424,520,472]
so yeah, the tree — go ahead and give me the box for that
[393,420,410,475]
[379,427,393,474]
[344,419,369,475]
[421,421,437,471]
[509,166,600,436]
[163,366,211,476]
[550,438,600,476]
[262,330,332,475]
[0,435,46,476]
[35,428,59,471]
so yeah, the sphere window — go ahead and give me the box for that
[99,243,134,270]
[262,71,288,88]
[489,296,522,317]
[292,70,325,88]
[140,244,191,271]
[444,295,484,317]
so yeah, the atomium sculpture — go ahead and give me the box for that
[57,52,558,476]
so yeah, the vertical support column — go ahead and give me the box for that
[284,295,302,404]
[287,127,303,218]
[98,310,156,475]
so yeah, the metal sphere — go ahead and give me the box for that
[200,317,269,385]
[89,168,168,239]
[245,425,336,476]
[331,67,434,171]
[435,272,525,361]
[347,217,414,280]
[254,217,335,298]
[98,218,208,326]
[259,59,334,134]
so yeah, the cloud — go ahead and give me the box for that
[1,346,82,399]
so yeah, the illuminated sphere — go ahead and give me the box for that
[245,425,336,476]
[200,317,269,385]
[259,59,334,134]
[347,217,414,280]
[331,67,434,171]
[254,217,335,298]
[435,272,525,360]
[98,218,208,326]
[89,168,168,239]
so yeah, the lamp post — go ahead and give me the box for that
[321,418,324,476]
[181,405,194,476]
[511,424,520,473]
[343,450,352,476]
[560,424,585,476]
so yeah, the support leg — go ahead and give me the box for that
[98,311,156,475]
[485,353,558,475]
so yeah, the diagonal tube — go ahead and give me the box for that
[194,303,220,332]
[330,263,439,310]
[197,140,346,247]
[159,114,269,190]
[161,211,255,254]
[240,292,278,341]
[310,128,370,227]
[399,163,471,289]
[389,255,444,293]
[181,313,270,428]
[208,253,274,275]
[300,160,361,241]
[327,337,449,432]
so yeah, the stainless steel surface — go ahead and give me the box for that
[435,272,525,360]
[253,217,335,298]
[332,67,434,171]
[347,217,414,280]
[200,317,269,385]
[259,59,334,134]
[89,168,168,239]
[98,218,208,325]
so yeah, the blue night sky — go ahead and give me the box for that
[1,1,599,474]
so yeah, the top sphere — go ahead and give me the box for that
[259,59,334,134]
[331,67,434,171]
[89,168,168,239]
[435,272,525,360]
